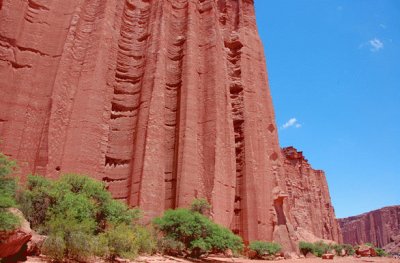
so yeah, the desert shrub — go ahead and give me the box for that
[41,234,66,262]
[312,241,330,257]
[18,175,53,230]
[154,200,243,258]
[299,241,314,256]
[375,247,387,257]
[190,198,211,215]
[331,243,343,255]
[206,223,243,253]
[343,244,355,255]
[158,237,186,255]
[249,241,281,257]
[0,153,20,231]
[134,225,157,254]
[18,173,152,261]
[96,224,138,260]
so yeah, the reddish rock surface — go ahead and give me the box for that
[275,147,342,250]
[0,0,341,250]
[339,206,400,248]
[0,209,32,259]
[322,253,334,259]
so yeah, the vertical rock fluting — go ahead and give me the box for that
[339,206,400,248]
[0,0,341,249]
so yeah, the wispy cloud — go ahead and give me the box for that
[369,38,384,52]
[337,6,343,11]
[379,24,386,29]
[282,118,302,129]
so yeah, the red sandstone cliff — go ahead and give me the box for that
[273,147,342,250]
[0,0,340,250]
[339,206,400,249]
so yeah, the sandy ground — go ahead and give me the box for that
[25,255,400,263]
[135,255,400,263]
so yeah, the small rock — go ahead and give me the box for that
[322,253,334,259]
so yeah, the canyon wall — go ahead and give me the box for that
[339,206,400,248]
[0,0,340,249]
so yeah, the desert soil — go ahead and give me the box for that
[26,255,400,263]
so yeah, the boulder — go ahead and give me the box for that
[322,253,334,259]
[26,231,46,256]
[356,245,377,257]
[0,208,32,259]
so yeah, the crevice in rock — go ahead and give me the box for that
[105,0,152,197]
[226,30,245,237]
[274,197,287,225]
[163,0,188,210]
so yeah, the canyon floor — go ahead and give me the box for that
[138,256,400,263]
[25,255,400,263]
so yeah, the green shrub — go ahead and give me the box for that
[299,241,314,256]
[0,153,20,231]
[312,241,330,257]
[190,198,211,215]
[249,241,281,258]
[343,244,355,256]
[0,211,20,231]
[98,224,139,260]
[18,173,151,261]
[375,247,387,257]
[42,234,66,262]
[331,243,343,256]
[134,225,157,254]
[154,200,243,258]
[158,237,185,255]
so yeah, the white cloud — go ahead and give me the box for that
[379,24,386,29]
[282,118,301,129]
[369,38,384,52]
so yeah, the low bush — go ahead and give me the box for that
[312,241,330,257]
[331,243,343,255]
[158,236,186,256]
[154,200,243,258]
[343,244,355,256]
[19,173,154,261]
[190,198,211,215]
[0,153,20,231]
[249,241,281,258]
[299,241,333,257]
[375,247,388,257]
[299,241,314,257]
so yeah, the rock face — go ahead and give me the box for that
[339,206,400,248]
[0,0,340,249]
[0,209,32,259]
[274,147,342,250]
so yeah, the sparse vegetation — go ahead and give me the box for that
[312,241,330,257]
[249,240,281,258]
[19,173,155,261]
[299,241,314,257]
[153,200,243,258]
[190,198,211,215]
[375,247,388,257]
[0,153,20,231]
[342,243,355,256]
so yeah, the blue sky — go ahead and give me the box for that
[254,0,400,218]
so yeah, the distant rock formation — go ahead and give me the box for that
[0,0,341,250]
[275,147,342,250]
[339,206,400,250]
